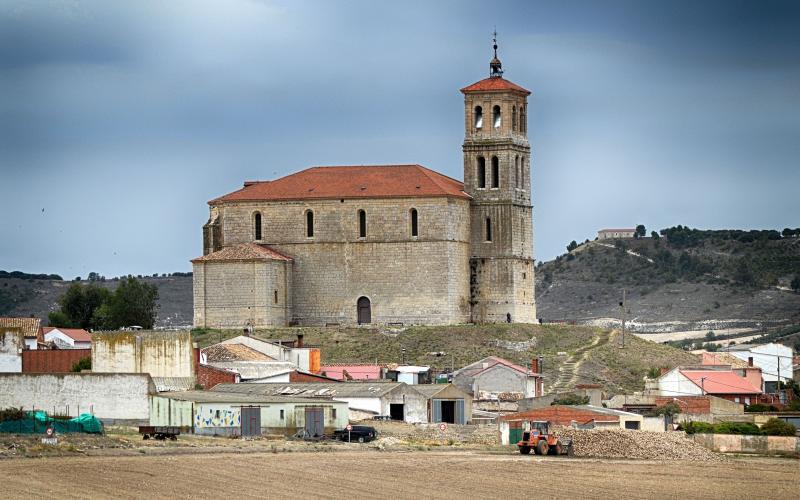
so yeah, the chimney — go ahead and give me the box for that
[538,356,544,374]
[193,343,200,371]
[531,357,539,373]
[748,356,753,367]
[296,333,304,348]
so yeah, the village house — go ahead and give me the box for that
[414,384,473,425]
[0,317,42,350]
[656,366,766,406]
[41,327,91,349]
[723,343,794,393]
[596,228,636,240]
[453,356,544,403]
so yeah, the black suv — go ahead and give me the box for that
[334,425,377,443]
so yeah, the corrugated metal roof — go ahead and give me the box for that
[212,381,409,398]
[157,391,341,404]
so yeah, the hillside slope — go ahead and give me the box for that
[536,227,800,329]
[193,324,698,394]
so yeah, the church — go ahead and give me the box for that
[192,43,537,328]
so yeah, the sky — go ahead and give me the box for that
[1,0,798,278]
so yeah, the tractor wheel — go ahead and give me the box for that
[519,446,531,455]
[551,443,562,455]
[537,440,549,456]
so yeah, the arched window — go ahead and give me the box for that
[410,208,418,237]
[477,157,486,189]
[486,217,493,242]
[520,106,526,133]
[358,209,366,238]
[492,105,501,129]
[491,156,499,188]
[515,156,520,188]
[254,212,262,241]
[512,105,517,131]
[474,106,483,129]
[306,210,314,238]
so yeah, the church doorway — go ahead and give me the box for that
[357,296,371,324]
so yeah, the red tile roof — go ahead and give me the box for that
[680,370,762,395]
[192,243,293,263]
[210,165,469,204]
[41,327,91,342]
[0,317,42,341]
[460,77,531,95]
[202,343,275,362]
[472,356,533,376]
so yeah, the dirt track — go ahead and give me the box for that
[1,450,797,499]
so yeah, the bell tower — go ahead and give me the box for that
[461,34,536,323]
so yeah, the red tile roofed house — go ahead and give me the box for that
[41,327,92,349]
[700,352,764,392]
[320,364,383,381]
[453,356,543,402]
[656,366,772,406]
[0,317,42,350]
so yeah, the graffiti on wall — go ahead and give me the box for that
[196,407,240,428]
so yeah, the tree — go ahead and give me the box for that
[87,272,100,282]
[566,240,578,252]
[635,224,646,238]
[791,275,800,293]
[705,331,716,340]
[49,283,111,329]
[760,418,796,436]
[103,277,159,329]
[650,231,660,240]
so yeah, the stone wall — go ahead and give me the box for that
[0,373,154,422]
[193,260,291,328]
[202,196,471,326]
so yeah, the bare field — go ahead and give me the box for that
[0,450,797,499]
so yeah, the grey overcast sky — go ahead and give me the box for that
[1,0,798,278]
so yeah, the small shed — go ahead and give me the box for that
[498,405,644,445]
[150,391,349,437]
[414,384,472,425]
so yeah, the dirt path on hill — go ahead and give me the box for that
[550,329,612,393]
[0,451,796,499]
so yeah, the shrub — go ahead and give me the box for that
[760,418,796,436]
[744,403,778,413]
[682,421,714,434]
[651,402,681,417]
[551,393,590,405]
[713,422,762,435]
[71,357,91,372]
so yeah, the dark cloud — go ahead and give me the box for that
[1,0,798,277]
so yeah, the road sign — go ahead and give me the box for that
[439,423,447,432]
[346,424,353,431]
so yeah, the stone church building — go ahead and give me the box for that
[193,46,537,328]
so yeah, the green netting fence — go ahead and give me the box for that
[0,410,104,434]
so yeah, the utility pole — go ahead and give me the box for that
[619,289,627,349]
[700,377,706,395]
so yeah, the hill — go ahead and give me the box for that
[536,226,800,331]
[192,324,698,394]
[0,275,193,328]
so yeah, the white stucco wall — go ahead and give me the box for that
[92,331,194,378]
[658,368,702,397]
[0,373,154,421]
[0,330,23,373]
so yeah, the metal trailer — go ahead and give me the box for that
[138,426,181,441]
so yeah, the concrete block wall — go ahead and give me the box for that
[0,373,153,422]
[92,330,194,378]
[692,433,800,455]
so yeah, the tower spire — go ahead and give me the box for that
[490,29,503,78]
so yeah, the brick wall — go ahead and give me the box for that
[196,363,237,389]
[502,406,620,427]
[655,396,711,414]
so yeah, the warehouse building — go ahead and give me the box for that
[211,382,428,423]
[150,391,348,437]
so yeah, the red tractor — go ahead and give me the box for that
[516,421,574,456]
